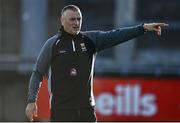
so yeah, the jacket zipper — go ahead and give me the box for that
[72,40,76,52]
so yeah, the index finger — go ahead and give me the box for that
[25,109,33,121]
[155,23,169,27]
[28,112,34,121]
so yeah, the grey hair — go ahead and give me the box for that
[61,5,81,16]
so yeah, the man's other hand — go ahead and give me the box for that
[25,102,37,121]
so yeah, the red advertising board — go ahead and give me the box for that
[35,76,180,121]
[94,76,180,121]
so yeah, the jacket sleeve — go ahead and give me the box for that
[27,35,56,103]
[84,24,145,52]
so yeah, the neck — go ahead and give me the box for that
[60,27,78,38]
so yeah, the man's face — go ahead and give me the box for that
[61,9,82,35]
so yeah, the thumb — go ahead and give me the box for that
[34,103,38,117]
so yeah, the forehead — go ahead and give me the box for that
[63,9,82,18]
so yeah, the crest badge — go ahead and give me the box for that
[70,68,77,76]
[80,43,87,52]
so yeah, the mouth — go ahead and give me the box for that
[73,27,79,30]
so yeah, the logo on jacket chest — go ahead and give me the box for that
[58,43,87,54]
[70,68,77,76]
[80,43,87,52]
[59,50,67,54]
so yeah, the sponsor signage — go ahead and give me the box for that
[94,77,180,121]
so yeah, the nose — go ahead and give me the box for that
[75,19,79,25]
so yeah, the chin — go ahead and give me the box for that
[72,31,80,35]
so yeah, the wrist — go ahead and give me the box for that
[142,23,148,33]
[143,23,148,30]
[27,98,36,104]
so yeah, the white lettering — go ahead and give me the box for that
[133,85,140,115]
[96,93,114,115]
[115,85,124,115]
[95,84,157,117]
[141,94,157,116]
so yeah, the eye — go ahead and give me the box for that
[70,18,76,21]
[77,18,81,21]
[70,17,81,21]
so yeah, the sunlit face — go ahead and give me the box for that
[61,9,82,35]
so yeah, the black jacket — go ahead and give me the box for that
[27,24,145,109]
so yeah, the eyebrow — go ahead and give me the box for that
[70,17,82,20]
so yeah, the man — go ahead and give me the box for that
[25,4,168,122]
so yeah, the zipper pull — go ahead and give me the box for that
[72,40,76,52]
